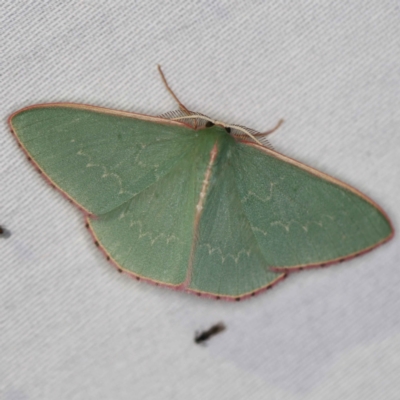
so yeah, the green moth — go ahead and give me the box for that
[9,67,394,301]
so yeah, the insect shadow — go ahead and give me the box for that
[194,322,226,344]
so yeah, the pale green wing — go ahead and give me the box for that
[188,136,284,297]
[10,105,201,214]
[88,134,216,286]
[231,142,393,268]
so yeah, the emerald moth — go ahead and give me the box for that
[9,66,394,301]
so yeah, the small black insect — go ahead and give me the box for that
[0,226,11,238]
[194,322,226,344]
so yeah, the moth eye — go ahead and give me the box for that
[225,127,231,133]
[205,121,214,128]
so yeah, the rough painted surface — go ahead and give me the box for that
[9,104,394,300]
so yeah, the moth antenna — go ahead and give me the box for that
[258,118,284,137]
[228,125,263,145]
[157,65,191,115]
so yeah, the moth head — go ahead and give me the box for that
[158,109,273,148]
